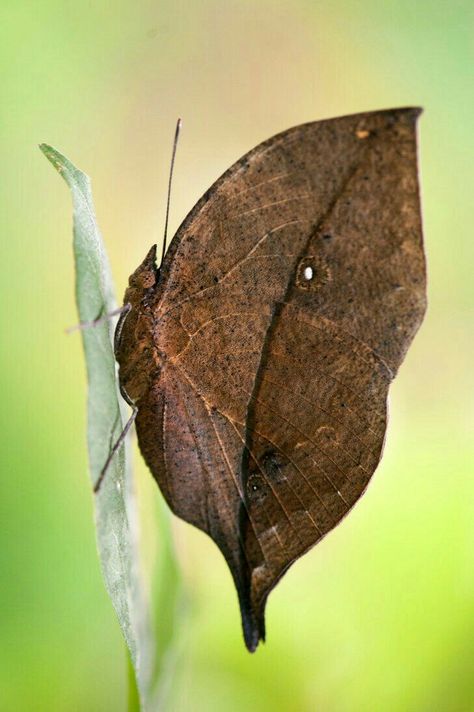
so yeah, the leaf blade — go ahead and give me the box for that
[40,143,152,705]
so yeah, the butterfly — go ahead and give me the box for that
[112,109,426,651]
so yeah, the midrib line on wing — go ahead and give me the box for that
[243,156,368,480]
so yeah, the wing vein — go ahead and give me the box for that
[205,403,277,562]
[260,374,378,460]
[172,374,254,568]
[158,219,303,318]
[245,388,371,480]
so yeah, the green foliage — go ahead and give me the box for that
[40,145,182,710]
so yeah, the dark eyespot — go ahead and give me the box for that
[246,474,267,503]
[261,450,287,483]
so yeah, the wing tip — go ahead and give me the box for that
[368,106,423,127]
[393,105,423,122]
[240,600,266,653]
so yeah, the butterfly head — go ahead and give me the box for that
[126,244,158,297]
[115,244,161,406]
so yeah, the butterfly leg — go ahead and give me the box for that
[66,303,131,334]
[93,406,137,493]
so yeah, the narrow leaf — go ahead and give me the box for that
[40,144,156,707]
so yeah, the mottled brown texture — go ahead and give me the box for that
[115,108,426,651]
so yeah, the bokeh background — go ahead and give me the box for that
[1,1,473,710]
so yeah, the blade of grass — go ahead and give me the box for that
[40,144,184,710]
[127,649,141,712]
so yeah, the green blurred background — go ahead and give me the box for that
[1,1,473,710]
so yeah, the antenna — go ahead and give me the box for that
[160,118,182,266]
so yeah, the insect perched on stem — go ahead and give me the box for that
[111,109,426,651]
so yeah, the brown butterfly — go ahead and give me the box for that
[112,109,426,652]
